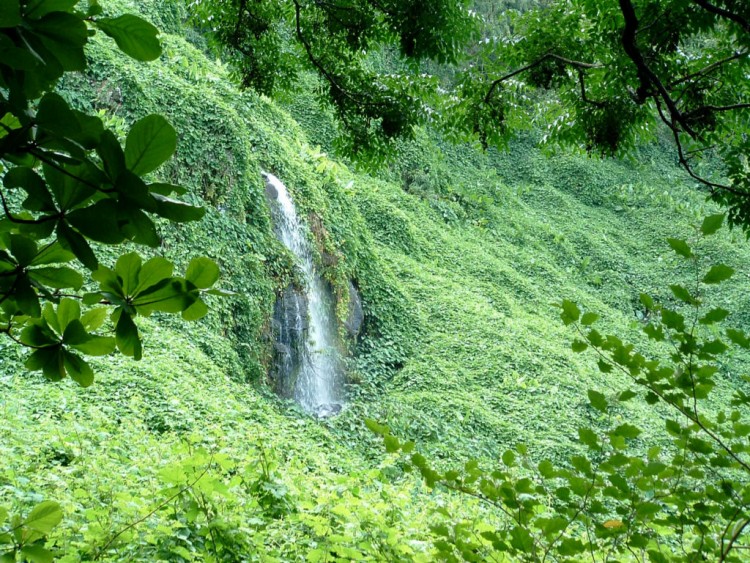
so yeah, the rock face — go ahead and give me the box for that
[270,286,308,398]
[345,281,364,339]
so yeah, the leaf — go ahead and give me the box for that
[124,115,176,175]
[611,423,641,439]
[384,435,400,453]
[148,183,187,196]
[639,293,654,309]
[185,257,219,289]
[726,329,750,349]
[571,339,587,353]
[56,298,80,331]
[133,279,192,314]
[31,12,88,71]
[587,389,607,413]
[28,266,83,290]
[700,213,725,236]
[62,350,94,387]
[181,299,208,321]
[578,427,599,449]
[152,194,205,222]
[115,311,141,360]
[70,335,115,356]
[0,1,21,27]
[95,14,161,61]
[57,221,97,270]
[560,299,580,325]
[364,419,388,436]
[661,309,685,331]
[132,257,172,295]
[24,501,63,534]
[30,242,74,266]
[666,238,692,258]
[700,308,729,325]
[618,389,637,401]
[502,450,516,466]
[702,264,734,284]
[67,200,125,244]
[81,307,107,331]
[20,545,53,563]
[669,284,697,305]
[9,234,38,266]
[24,0,79,19]
[115,252,142,296]
[580,312,599,326]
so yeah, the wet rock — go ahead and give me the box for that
[265,180,278,200]
[316,403,343,418]
[345,281,364,338]
[270,286,308,397]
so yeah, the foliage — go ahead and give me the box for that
[189,0,477,162]
[0,0,223,384]
[3,0,750,561]
[197,0,750,227]
[445,0,750,229]
[0,500,63,562]
[370,215,750,561]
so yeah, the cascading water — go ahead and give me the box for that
[264,172,343,417]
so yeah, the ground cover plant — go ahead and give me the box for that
[0,0,749,561]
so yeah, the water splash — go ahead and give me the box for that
[264,172,343,416]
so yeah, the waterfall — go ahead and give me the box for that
[264,172,343,417]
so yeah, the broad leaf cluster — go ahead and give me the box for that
[0,1,222,385]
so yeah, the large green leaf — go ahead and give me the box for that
[115,252,142,295]
[30,242,75,265]
[115,310,141,360]
[124,115,176,175]
[3,167,57,213]
[95,14,161,62]
[57,221,98,270]
[153,194,205,222]
[28,266,83,289]
[666,238,692,259]
[133,279,193,314]
[181,298,208,321]
[25,347,63,381]
[24,501,63,534]
[700,213,725,236]
[19,545,53,563]
[186,257,219,289]
[81,307,108,331]
[30,12,88,71]
[703,264,734,284]
[56,297,80,331]
[135,256,173,294]
[24,0,79,19]
[8,234,38,266]
[0,0,21,27]
[67,200,125,243]
[62,350,94,386]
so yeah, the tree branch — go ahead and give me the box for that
[693,0,750,34]
[484,53,601,103]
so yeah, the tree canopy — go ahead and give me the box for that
[197,0,750,227]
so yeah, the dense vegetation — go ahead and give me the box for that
[1,0,749,561]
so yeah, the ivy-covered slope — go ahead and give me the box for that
[1,0,750,560]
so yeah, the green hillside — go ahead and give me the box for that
[1,1,749,561]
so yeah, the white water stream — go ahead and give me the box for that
[264,173,342,415]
